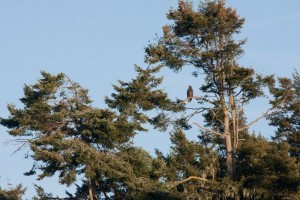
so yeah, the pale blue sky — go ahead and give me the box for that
[0,0,299,199]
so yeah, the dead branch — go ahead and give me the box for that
[167,176,211,189]
[238,96,288,132]
[10,141,28,157]
[5,138,29,144]
[238,110,269,132]
[193,122,224,137]
[176,97,191,107]
[185,108,207,121]
[196,96,216,105]
[176,96,215,107]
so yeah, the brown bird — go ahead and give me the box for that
[187,86,193,102]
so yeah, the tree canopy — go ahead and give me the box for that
[1,1,299,199]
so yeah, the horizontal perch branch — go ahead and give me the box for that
[176,96,215,107]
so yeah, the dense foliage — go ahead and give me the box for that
[0,184,25,200]
[0,1,299,199]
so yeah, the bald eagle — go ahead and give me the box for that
[187,86,193,102]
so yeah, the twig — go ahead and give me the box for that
[185,108,207,121]
[186,107,208,110]
[10,141,28,157]
[5,138,29,144]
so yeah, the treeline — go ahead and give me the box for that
[1,1,299,199]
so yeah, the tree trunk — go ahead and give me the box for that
[221,68,235,180]
[224,108,234,179]
[88,178,94,200]
[229,88,237,180]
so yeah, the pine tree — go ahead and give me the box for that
[236,134,299,199]
[1,72,134,199]
[162,128,220,199]
[0,71,142,199]
[145,0,276,180]
[1,66,184,199]
[1,1,298,199]
[268,71,300,164]
[105,65,184,132]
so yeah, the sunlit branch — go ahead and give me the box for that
[176,97,191,107]
[167,176,211,189]
[238,96,288,132]
[193,122,224,137]
[176,96,215,107]
[238,109,277,132]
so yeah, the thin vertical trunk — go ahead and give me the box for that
[220,97,234,179]
[88,177,94,200]
[229,90,237,180]
[224,107,234,179]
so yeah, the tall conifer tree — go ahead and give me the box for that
[0,66,183,199]
[145,0,275,179]
[268,71,300,164]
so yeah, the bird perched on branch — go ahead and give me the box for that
[187,86,193,102]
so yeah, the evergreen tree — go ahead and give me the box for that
[32,184,56,200]
[268,71,300,163]
[161,128,220,199]
[1,66,183,199]
[105,65,184,132]
[0,184,25,200]
[236,134,299,199]
[0,71,140,199]
[145,0,275,180]
[1,1,299,199]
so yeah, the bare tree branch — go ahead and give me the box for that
[10,141,28,157]
[193,122,224,137]
[176,96,215,107]
[185,108,207,121]
[176,97,191,107]
[167,176,211,189]
[238,109,277,132]
[195,96,216,105]
[238,96,288,132]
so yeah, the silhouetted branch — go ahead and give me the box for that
[176,96,214,107]
[10,141,28,157]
